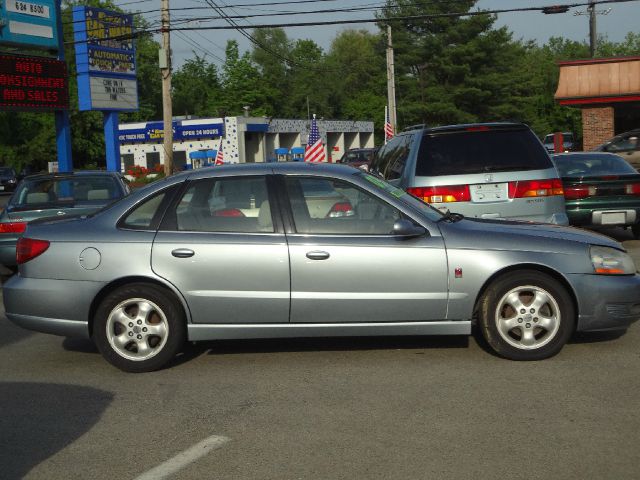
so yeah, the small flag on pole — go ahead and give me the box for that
[304,114,325,162]
[384,105,394,142]
[215,139,224,165]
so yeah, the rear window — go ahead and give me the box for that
[416,128,552,176]
[553,153,637,177]
[12,175,123,207]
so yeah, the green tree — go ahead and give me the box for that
[172,55,221,117]
[220,40,267,116]
[251,28,292,116]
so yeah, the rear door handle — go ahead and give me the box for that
[172,248,195,258]
[306,250,330,260]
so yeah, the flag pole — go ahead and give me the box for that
[384,105,388,145]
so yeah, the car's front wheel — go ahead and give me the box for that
[478,271,574,360]
[93,283,186,372]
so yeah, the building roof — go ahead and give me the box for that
[554,56,640,106]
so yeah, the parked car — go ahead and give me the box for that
[0,167,18,193]
[370,122,568,225]
[4,163,639,372]
[552,152,640,239]
[337,148,377,170]
[543,132,576,154]
[0,171,130,268]
[592,128,640,172]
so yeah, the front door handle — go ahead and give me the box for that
[306,250,330,260]
[172,248,195,258]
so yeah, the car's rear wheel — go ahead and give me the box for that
[93,283,186,372]
[478,271,574,360]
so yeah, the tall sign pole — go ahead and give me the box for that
[55,0,72,172]
[161,0,173,175]
[386,25,397,135]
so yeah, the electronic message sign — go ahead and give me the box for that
[0,54,69,111]
[72,6,138,111]
[0,0,59,50]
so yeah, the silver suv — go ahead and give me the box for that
[371,123,568,224]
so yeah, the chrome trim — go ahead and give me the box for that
[187,321,472,341]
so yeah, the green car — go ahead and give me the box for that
[552,152,640,239]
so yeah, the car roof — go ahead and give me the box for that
[23,170,123,181]
[402,122,530,135]
[183,162,358,180]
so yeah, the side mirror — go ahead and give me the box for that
[393,218,426,238]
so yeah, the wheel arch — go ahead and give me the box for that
[472,264,579,326]
[88,276,191,337]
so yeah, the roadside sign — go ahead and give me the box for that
[0,0,58,51]
[0,53,69,111]
[72,6,138,111]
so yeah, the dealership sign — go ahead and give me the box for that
[119,121,225,143]
[0,54,68,110]
[0,0,59,50]
[72,6,138,111]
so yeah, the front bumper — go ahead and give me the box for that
[2,275,105,338]
[569,273,640,332]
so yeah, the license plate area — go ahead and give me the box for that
[470,183,508,203]
[595,211,627,225]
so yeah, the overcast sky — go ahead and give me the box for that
[117,0,639,67]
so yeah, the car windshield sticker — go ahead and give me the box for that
[362,174,405,197]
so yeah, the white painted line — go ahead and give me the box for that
[134,435,230,480]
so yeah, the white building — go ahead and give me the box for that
[118,116,375,171]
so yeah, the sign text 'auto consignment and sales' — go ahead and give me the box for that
[0,54,69,111]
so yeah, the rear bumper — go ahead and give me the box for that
[569,273,640,332]
[2,275,103,338]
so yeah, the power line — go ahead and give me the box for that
[64,0,640,44]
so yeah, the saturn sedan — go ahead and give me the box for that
[3,163,640,372]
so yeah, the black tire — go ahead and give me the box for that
[478,270,574,361]
[632,224,640,240]
[93,283,186,373]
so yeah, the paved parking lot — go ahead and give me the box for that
[0,195,639,479]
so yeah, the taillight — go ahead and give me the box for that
[0,221,27,234]
[327,202,355,218]
[16,237,50,264]
[564,185,597,200]
[213,208,245,217]
[626,183,640,195]
[406,185,471,203]
[509,179,564,198]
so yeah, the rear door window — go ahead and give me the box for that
[416,128,552,176]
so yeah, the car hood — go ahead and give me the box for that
[441,217,621,251]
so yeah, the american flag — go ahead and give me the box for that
[304,115,325,162]
[384,106,394,141]
[215,139,224,165]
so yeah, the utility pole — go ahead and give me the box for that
[574,1,611,58]
[160,0,173,175]
[386,25,397,135]
[588,0,596,57]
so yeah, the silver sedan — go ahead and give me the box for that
[4,163,640,372]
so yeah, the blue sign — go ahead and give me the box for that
[72,6,138,111]
[0,0,58,50]
[119,121,225,143]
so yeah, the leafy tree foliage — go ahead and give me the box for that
[172,55,221,117]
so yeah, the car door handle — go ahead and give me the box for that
[306,251,330,260]
[172,248,195,258]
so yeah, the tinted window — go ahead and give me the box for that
[174,177,273,233]
[285,177,401,235]
[371,135,412,180]
[553,153,637,177]
[12,175,123,206]
[416,128,552,176]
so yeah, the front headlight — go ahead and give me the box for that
[590,246,637,275]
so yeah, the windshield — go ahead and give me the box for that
[0,167,15,175]
[358,172,444,221]
[11,175,124,208]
